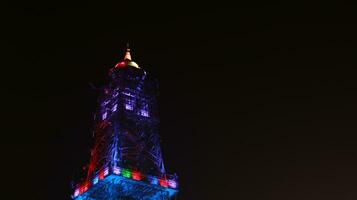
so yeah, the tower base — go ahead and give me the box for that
[74,174,177,200]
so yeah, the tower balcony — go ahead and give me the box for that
[72,166,178,200]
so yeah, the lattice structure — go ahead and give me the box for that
[72,47,178,200]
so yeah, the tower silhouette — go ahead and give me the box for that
[72,47,178,200]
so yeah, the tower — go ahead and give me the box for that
[72,47,178,200]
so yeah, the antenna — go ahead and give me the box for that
[124,43,132,60]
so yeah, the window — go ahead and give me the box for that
[139,103,149,117]
[125,99,135,111]
[140,109,149,117]
[125,104,133,110]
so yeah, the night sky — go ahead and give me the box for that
[1,1,357,200]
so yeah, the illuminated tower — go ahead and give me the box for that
[72,47,178,200]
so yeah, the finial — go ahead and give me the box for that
[124,43,131,60]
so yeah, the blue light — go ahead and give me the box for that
[148,176,158,185]
[93,176,99,185]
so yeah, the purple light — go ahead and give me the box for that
[112,104,117,112]
[102,112,107,120]
[140,109,149,117]
[103,100,109,106]
[168,180,177,188]
[74,189,80,197]
[122,92,135,97]
[113,166,121,175]
[104,167,109,176]
[125,104,133,110]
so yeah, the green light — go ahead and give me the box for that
[121,169,131,178]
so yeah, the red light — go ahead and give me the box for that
[115,61,126,68]
[80,182,89,194]
[132,171,142,181]
[159,179,168,187]
[99,170,105,180]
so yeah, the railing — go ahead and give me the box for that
[72,165,178,199]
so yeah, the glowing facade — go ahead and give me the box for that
[72,48,178,200]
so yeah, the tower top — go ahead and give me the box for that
[114,43,140,69]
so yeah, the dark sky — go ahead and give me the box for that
[1,1,357,200]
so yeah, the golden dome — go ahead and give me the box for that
[114,47,140,69]
[127,60,139,68]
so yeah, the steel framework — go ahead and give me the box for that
[72,48,178,200]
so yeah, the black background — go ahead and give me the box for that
[1,1,357,199]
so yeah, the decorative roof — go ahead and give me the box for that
[115,46,140,69]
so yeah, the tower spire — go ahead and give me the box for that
[124,43,131,60]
